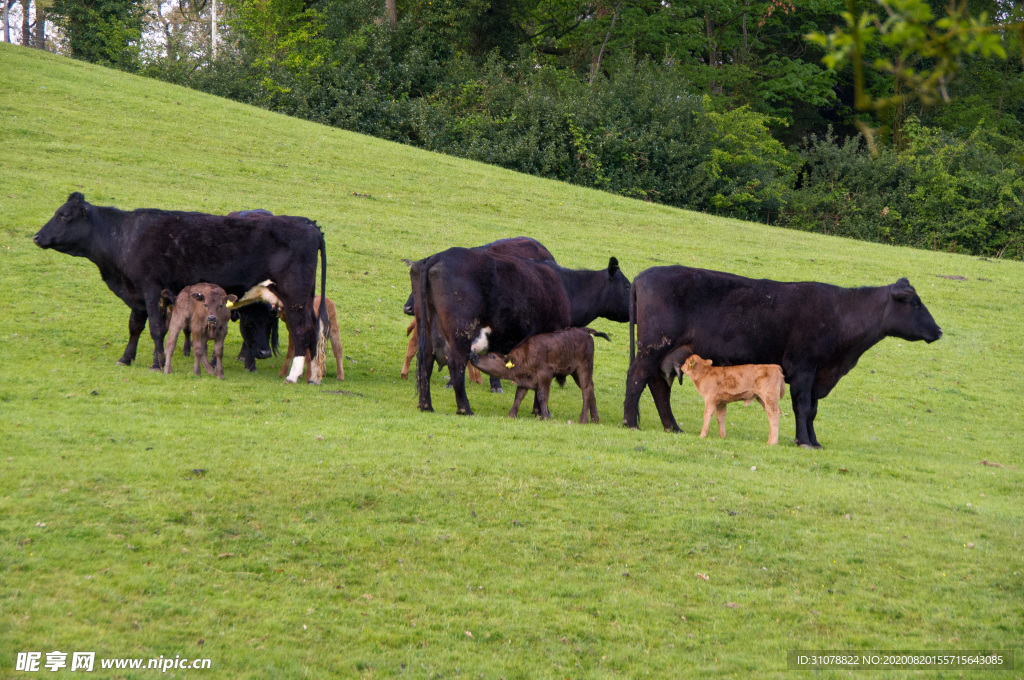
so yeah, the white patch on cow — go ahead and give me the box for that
[471,327,491,354]
[232,280,283,311]
[285,355,306,383]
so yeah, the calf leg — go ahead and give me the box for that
[401,323,417,379]
[329,321,344,380]
[194,339,217,377]
[699,400,716,438]
[118,307,148,366]
[213,336,226,379]
[715,403,728,438]
[162,317,184,375]
[536,375,553,419]
[509,385,529,418]
[763,395,781,445]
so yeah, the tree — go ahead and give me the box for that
[50,0,148,67]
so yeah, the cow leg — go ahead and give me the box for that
[486,374,500,391]
[716,404,728,438]
[446,349,474,415]
[790,382,818,448]
[648,374,682,432]
[415,323,434,413]
[806,397,821,448]
[118,308,148,366]
[283,307,318,384]
[279,322,296,378]
[509,386,529,418]
[145,294,169,370]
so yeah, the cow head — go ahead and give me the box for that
[597,257,632,322]
[235,303,280,362]
[885,278,943,343]
[33,192,92,256]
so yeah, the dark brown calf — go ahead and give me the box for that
[401,320,483,385]
[162,283,237,379]
[470,328,609,423]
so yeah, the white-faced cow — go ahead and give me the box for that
[623,266,942,448]
[33,193,328,383]
[411,247,630,415]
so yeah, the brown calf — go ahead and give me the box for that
[401,320,483,385]
[278,295,344,381]
[162,283,237,379]
[671,354,786,445]
[470,327,609,423]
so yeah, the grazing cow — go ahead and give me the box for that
[624,266,942,448]
[401,320,484,385]
[278,295,345,381]
[162,283,237,379]
[33,193,328,383]
[402,236,555,393]
[412,248,630,415]
[227,209,275,218]
[667,354,786,445]
[471,327,609,423]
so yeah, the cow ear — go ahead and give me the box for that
[608,257,619,275]
[68,191,85,204]
[191,292,204,302]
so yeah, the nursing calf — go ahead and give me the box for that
[668,354,785,445]
[470,327,609,423]
[162,283,237,379]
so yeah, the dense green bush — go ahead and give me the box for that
[782,119,1024,259]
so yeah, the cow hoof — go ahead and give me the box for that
[116,359,131,366]
[246,366,257,373]
[307,379,321,386]
[457,409,474,416]
[799,443,823,450]
[419,404,434,413]
[491,387,503,394]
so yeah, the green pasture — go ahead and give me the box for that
[1,43,1022,678]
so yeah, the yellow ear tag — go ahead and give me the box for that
[225,300,234,308]
[505,360,515,369]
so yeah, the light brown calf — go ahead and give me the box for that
[676,354,786,445]
[162,283,237,379]
[278,295,344,381]
[401,319,483,385]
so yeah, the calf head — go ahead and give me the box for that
[33,192,92,256]
[188,284,237,336]
[469,351,514,379]
[681,354,713,381]
[885,278,943,343]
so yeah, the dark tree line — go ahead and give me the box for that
[15,0,1024,258]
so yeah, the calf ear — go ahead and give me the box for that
[191,292,205,302]
[608,257,619,275]
[228,294,239,303]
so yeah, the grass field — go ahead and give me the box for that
[2,42,1023,679]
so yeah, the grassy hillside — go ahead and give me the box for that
[2,42,1022,678]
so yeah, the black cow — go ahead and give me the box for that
[234,303,280,372]
[403,236,555,393]
[412,248,630,415]
[33,193,328,383]
[623,266,942,448]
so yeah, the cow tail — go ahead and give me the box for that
[628,280,637,366]
[271,317,280,356]
[314,231,328,377]
[587,328,611,342]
